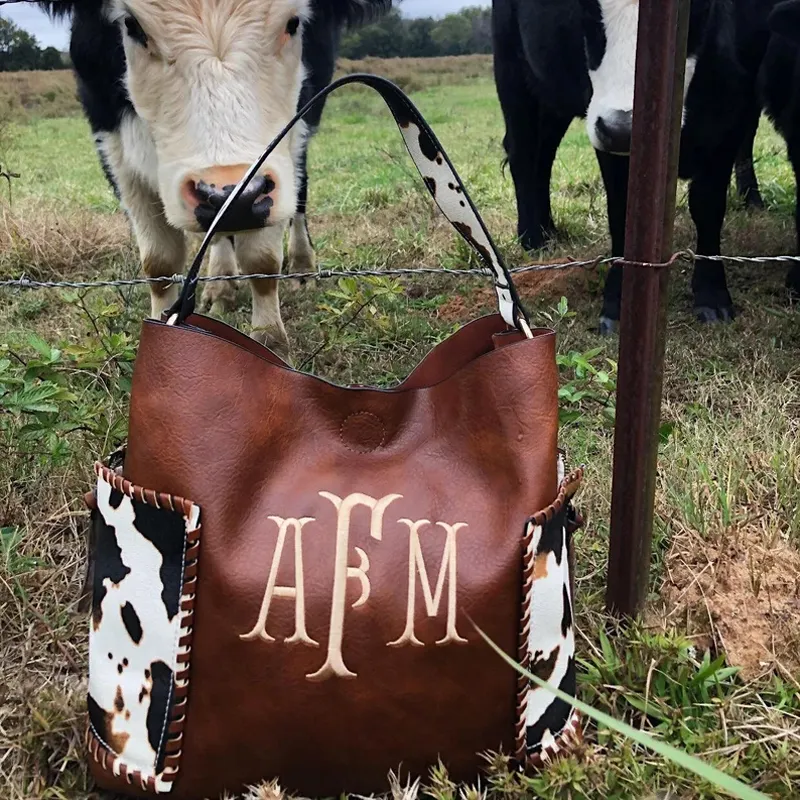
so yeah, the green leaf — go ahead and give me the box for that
[691,653,731,687]
[712,667,742,683]
[26,333,55,360]
[6,383,65,414]
[659,421,677,444]
[20,401,59,414]
[574,356,592,371]
[622,692,670,722]
[473,625,769,800]
[598,627,617,670]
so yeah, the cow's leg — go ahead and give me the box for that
[235,225,290,360]
[595,150,631,334]
[99,132,186,318]
[501,101,571,252]
[534,112,573,242]
[494,57,570,250]
[788,144,800,298]
[288,140,316,277]
[289,15,337,276]
[689,151,736,322]
[200,236,239,314]
[734,106,764,211]
[121,176,185,318]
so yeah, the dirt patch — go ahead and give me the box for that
[654,529,800,680]
[436,261,590,323]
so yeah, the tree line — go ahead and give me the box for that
[340,7,492,59]
[0,16,65,71]
[0,6,493,72]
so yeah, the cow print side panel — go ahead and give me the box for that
[86,463,201,794]
[517,468,584,767]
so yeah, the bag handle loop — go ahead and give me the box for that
[168,73,531,333]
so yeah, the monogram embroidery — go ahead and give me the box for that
[240,516,317,646]
[306,492,402,681]
[388,520,467,647]
[241,492,468,681]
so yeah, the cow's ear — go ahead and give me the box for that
[770,0,800,46]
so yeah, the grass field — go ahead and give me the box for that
[1,58,800,799]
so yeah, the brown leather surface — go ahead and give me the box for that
[109,312,559,799]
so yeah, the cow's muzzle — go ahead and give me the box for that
[594,111,633,156]
[182,167,276,232]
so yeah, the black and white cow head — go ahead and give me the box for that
[99,0,310,234]
[582,0,709,155]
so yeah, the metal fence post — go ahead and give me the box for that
[605,0,690,616]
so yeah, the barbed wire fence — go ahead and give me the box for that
[2,251,800,294]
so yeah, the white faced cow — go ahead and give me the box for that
[41,0,390,360]
[492,0,779,332]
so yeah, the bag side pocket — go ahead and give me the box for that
[86,463,201,794]
[517,468,584,767]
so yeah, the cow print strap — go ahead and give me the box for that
[169,73,529,332]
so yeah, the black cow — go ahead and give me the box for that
[493,0,779,332]
[39,0,391,360]
[760,0,800,296]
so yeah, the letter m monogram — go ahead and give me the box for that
[389,520,468,647]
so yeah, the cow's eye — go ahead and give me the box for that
[124,15,149,48]
[286,16,301,37]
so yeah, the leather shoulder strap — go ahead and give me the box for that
[169,73,529,331]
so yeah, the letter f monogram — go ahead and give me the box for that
[306,492,402,681]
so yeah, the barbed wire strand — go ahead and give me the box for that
[2,250,800,291]
[1,257,613,291]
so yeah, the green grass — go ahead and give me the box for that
[6,117,118,213]
[2,60,800,800]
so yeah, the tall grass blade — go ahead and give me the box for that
[473,625,769,800]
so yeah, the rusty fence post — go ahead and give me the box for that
[605,0,690,616]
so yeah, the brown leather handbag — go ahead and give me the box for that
[83,74,584,800]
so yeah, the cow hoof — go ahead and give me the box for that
[745,195,765,211]
[694,305,735,324]
[200,282,237,315]
[520,227,558,253]
[287,249,316,285]
[252,327,291,364]
[598,316,619,336]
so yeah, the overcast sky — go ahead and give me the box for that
[2,1,489,50]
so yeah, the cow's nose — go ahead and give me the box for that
[595,111,633,155]
[182,165,276,232]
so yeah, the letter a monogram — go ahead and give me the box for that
[306,492,402,681]
[240,516,318,646]
[389,519,468,647]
